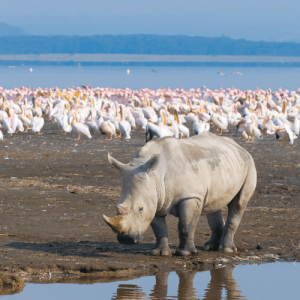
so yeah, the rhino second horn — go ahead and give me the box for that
[117,203,130,215]
[107,153,125,171]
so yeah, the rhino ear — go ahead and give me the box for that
[108,153,125,171]
[144,154,160,173]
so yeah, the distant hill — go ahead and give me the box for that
[0,22,25,36]
[0,35,300,56]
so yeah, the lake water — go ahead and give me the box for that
[2,66,300,91]
[2,262,299,299]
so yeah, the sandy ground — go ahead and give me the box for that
[0,121,299,293]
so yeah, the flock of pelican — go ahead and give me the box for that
[0,85,299,145]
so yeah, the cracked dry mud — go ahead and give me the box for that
[0,121,299,289]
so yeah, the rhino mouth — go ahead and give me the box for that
[117,233,143,245]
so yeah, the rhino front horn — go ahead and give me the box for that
[107,153,125,171]
[103,214,124,233]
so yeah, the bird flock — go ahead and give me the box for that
[0,85,299,145]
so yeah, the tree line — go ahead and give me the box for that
[0,35,299,56]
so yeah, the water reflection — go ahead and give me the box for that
[112,266,245,300]
[204,267,244,300]
[112,284,146,299]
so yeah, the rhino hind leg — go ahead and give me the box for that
[150,215,172,256]
[218,195,243,253]
[176,198,202,256]
[204,210,224,251]
[219,168,256,253]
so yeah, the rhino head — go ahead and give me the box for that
[103,153,161,244]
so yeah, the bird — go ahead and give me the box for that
[100,120,116,141]
[217,72,227,77]
[68,111,92,140]
[0,84,297,148]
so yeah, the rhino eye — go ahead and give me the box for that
[139,207,143,212]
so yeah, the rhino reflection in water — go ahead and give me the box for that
[103,132,256,256]
[111,267,244,300]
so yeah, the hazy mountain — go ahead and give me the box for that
[0,22,25,36]
[1,1,300,41]
[2,11,300,42]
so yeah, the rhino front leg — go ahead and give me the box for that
[150,215,172,256]
[204,210,224,251]
[176,198,202,256]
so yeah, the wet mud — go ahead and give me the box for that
[0,121,299,288]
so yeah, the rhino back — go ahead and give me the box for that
[133,132,256,215]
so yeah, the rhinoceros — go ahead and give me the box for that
[103,132,256,256]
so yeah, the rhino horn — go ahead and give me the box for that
[103,214,124,233]
[108,153,125,171]
[117,203,130,215]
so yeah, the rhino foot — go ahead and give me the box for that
[204,239,220,251]
[150,246,172,256]
[175,249,198,256]
[219,243,237,253]
[175,243,198,256]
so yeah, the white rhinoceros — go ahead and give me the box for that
[103,132,257,256]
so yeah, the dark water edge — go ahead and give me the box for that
[3,61,300,67]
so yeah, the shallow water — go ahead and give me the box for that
[2,66,300,91]
[3,262,300,299]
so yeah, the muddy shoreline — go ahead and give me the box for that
[0,121,299,292]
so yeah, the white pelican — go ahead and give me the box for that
[32,97,43,117]
[184,113,198,126]
[19,105,32,133]
[178,98,191,114]
[245,116,261,143]
[100,121,116,141]
[29,115,45,135]
[6,107,19,134]
[54,110,72,134]
[174,110,189,138]
[125,109,136,131]
[69,112,92,140]
[135,115,148,131]
[85,109,100,132]
[2,117,14,135]
[145,109,177,142]
[210,110,228,135]
[193,120,210,135]
[118,105,131,139]
[142,101,158,124]
[198,104,211,123]
[275,124,298,145]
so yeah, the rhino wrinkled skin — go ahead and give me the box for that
[103,132,257,256]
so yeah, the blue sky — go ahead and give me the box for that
[1,0,300,41]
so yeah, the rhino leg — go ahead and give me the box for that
[219,196,245,252]
[151,272,170,298]
[176,198,202,256]
[204,210,224,251]
[219,169,256,252]
[176,271,197,298]
[150,215,172,256]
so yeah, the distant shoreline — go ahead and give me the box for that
[2,54,300,67]
[1,54,300,63]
